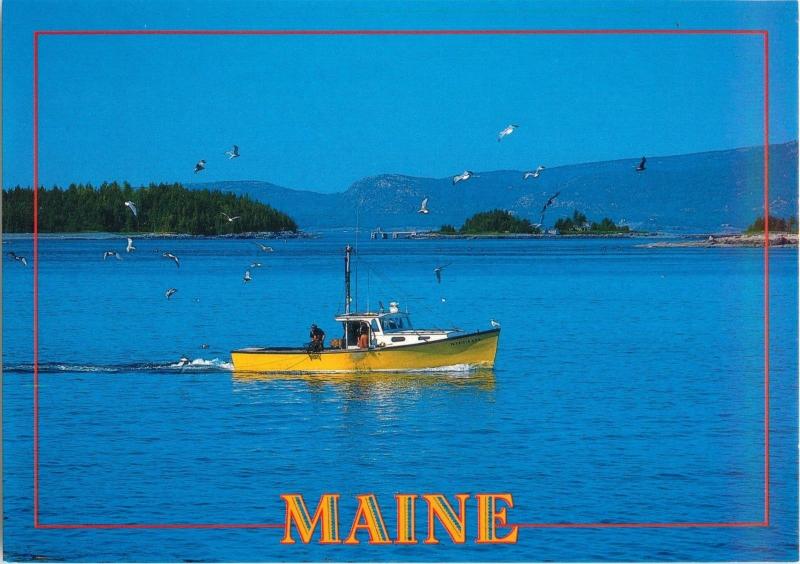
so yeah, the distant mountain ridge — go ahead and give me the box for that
[188,141,798,233]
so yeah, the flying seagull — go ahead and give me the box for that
[103,251,122,261]
[124,201,138,217]
[194,160,206,174]
[250,262,263,268]
[490,319,501,329]
[452,171,478,185]
[418,197,429,214]
[540,190,561,225]
[256,243,274,252]
[243,270,252,283]
[8,252,27,266]
[162,252,180,268]
[541,191,560,212]
[221,212,240,223]
[524,165,546,180]
[635,156,647,172]
[165,288,178,299]
[433,263,451,284]
[225,145,240,159]
[497,124,520,142]
[126,238,136,253]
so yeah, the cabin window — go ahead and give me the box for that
[370,319,381,334]
[382,315,411,333]
[391,336,406,343]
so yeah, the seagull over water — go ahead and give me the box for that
[225,145,240,159]
[256,243,274,252]
[497,124,520,142]
[433,263,451,284]
[194,160,206,174]
[103,251,122,261]
[635,156,647,172]
[162,252,180,268]
[452,170,478,185]
[243,270,252,283]
[540,190,561,225]
[524,165,546,180]
[8,251,27,266]
[250,262,263,268]
[165,288,178,299]
[126,238,136,253]
[418,197,430,214]
[490,319,501,329]
[221,212,240,223]
[124,201,138,217]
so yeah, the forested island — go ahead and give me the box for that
[2,182,297,235]
[434,209,632,236]
[643,215,798,248]
[553,210,631,234]
[438,209,540,235]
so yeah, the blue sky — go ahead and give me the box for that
[2,0,797,193]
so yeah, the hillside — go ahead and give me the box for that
[190,141,796,233]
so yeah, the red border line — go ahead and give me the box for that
[32,29,40,530]
[31,28,771,531]
[762,30,770,527]
[34,29,767,36]
[37,523,283,530]
[514,521,767,529]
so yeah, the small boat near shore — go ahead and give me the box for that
[231,245,500,373]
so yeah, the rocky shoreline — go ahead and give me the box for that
[411,231,653,240]
[4,230,315,240]
[640,233,798,248]
[5,230,797,247]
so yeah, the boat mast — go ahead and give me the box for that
[344,244,352,315]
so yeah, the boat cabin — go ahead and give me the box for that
[333,301,450,350]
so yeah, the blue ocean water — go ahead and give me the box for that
[3,234,797,562]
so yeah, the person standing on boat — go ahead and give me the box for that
[309,324,326,352]
[357,323,370,349]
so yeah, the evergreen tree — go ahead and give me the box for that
[746,215,798,233]
[459,209,539,234]
[555,210,629,234]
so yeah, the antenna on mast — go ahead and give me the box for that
[344,244,352,315]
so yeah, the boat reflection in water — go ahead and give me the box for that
[231,367,497,396]
[229,368,496,478]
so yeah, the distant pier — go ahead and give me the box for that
[370,228,427,240]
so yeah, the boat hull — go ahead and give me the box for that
[231,329,500,373]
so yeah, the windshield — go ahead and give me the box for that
[381,315,411,333]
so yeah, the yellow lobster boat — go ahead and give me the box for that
[231,245,500,373]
